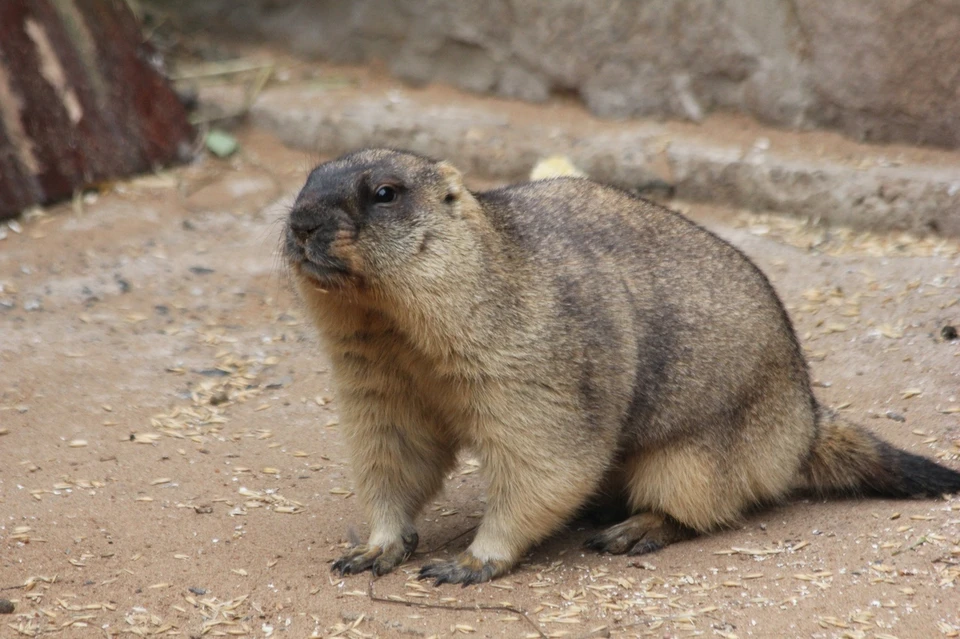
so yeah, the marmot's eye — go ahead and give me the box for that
[373,185,398,204]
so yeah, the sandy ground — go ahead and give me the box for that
[2,128,959,639]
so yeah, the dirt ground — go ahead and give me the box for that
[2,125,959,639]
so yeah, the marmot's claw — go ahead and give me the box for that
[332,545,383,576]
[417,552,511,586]
[584,534,611,552]
[332,532,419,577]
[627,539,665,556]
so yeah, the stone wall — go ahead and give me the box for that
[154,0,960,149]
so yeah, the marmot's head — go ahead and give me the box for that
[284,149,471,295]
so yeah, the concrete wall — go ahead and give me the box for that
[155,0,960,149]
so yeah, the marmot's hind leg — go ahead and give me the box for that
[586,511,696,555]
[587,443,749,556]
[608,385,815,552]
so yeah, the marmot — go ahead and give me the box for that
[283,148,960,586]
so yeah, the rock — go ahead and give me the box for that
[154,0,960,149]
[793,0,960,148]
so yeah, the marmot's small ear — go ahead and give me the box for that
[437,161,464,201]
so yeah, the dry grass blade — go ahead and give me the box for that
[170,59,274,81]
[421,526,478,554]
[181,58,275,125]
[366,580,547,639]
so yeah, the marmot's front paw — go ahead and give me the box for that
[417,552,512,586]
[332,532,418,577]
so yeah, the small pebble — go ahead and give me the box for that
[0,599,14,614]
[189,266,215,275]
[942,325,958,341]
[197,368,229,378]
[885,411,906,423]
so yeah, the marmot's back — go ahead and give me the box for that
[478,177,775,298]
[477,178,810,444]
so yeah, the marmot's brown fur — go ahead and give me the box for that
[283,149,960,585]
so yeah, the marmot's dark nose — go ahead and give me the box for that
[289,220,314,245]
[288,209,318,245]
[288,201,343,246]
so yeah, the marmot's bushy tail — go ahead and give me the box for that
[799,410,960,497]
